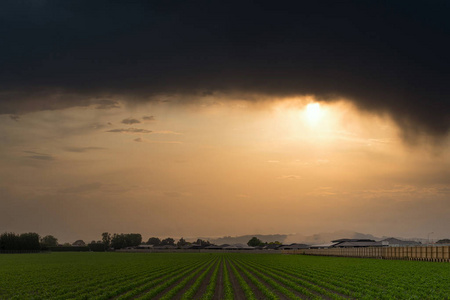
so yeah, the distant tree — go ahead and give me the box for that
[147,237,161,246]
[161,238,175,246]
[111,234,125,249]
[0,232,20,250]
[177,237,188,247]
[247,237,264,247]
[110,233,142,249]
[63,243,72,247]
[72,240,86,247]
[102,232,111,248]
[195,239,211,247]
[88,241,106,252]
[1,232,40,251]
[125,234,142,247]
[268,241,282,245]
[19,233,41,250]
[41,235,58,247]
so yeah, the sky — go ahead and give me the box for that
[0,1,449,243]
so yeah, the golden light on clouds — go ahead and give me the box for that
[0,96,448,242]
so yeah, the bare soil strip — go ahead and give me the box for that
[156,259,215,299]
[276,267,353,299]
[109,266,183,300]
[225,259,246,300]
[234,260,298,300]
[192,260,219,299]
[228,260,266,300]
[110,261,202,300]
[158,269,201,299]
[250,261,351,299]
[130,260,210,299]
[212,260,224,300]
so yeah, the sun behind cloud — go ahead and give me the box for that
[305,102,323,126]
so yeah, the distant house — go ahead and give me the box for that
[184,244,203,250]
[221,244,255,250]
[331,239,383,248]
[72,240,86,247]
[278,243,310,250]
[135,244,153,249]
[221,245,238,250]
[204,245,222,250]
[436,239,450,244]
[309,243,335,249]
[234,243,255,250]
[263,244,281,250]
[381,238,421,247]
[153,245,177,250]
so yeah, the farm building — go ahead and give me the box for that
[278,244,310,250]
[204,245,222,250]
[309,243,336,249]
[381,238,421,247]
[135,244,153,249]
[152,245,177,250]
[263,244,282,250]
[331,239,384,248]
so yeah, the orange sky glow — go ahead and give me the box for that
[1,96,448,243]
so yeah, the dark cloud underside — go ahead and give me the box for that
[63,147,104,153]
[121,118,141,125]
[106,128,151,134]
[0,0,448,138]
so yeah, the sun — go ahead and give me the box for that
[305,102,322,125]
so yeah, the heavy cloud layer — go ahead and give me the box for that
[0,1,448,140]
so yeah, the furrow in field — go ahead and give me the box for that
[281,265,374,298]
[234,259,312,300]
[229,259,267,300]
[176,258,218,300]
[133,257,215,300]
[221,259,235,300]
[54,264,174,299]
[232,259,283,300]
[156,257,217,300]
[292,265,382,292]
[197,257,221,300]
[226,258,254,300]
[95,260,203,300]
[239,258,347,300]
[252,259,361,298]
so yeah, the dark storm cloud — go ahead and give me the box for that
[121,118,141,125]
[24,151,54,161]
[9,115,20,122]
[143,116,155,121]
[0,1,449,139]
[95,99,120,110]
[58,182,102,194]
[63,146,105,153]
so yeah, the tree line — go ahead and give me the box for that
[1,232,277,251]
[1,231,212,251]
[0,232,62,251]
[101,232,211,249]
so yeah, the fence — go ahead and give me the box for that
[282,246,450,262]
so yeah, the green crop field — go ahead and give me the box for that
[0,252,449,299]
